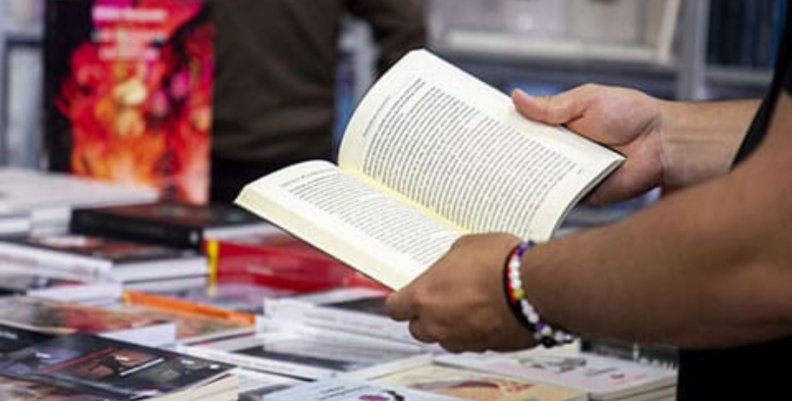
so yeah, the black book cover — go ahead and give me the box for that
[0,333,233,400]
[0,324,56,357]
[71,202,262,249]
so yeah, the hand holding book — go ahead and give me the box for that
[385,232,539,353]
[512,84,664,204]
[236,49,624,290]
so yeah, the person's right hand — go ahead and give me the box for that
[513,84,666,205]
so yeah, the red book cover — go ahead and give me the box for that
[204,234,388,293]
[45,0,214,203]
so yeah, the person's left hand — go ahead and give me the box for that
[385,233,538,352]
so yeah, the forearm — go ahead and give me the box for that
[659,99,760,187]
[523,104,792,348]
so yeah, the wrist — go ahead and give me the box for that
[503,241,575,347]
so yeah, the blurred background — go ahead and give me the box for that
[1,0,781,170]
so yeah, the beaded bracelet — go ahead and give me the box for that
[503,240,575,348]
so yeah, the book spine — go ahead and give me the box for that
[70,210,202,250]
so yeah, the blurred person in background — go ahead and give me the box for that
[210,0,426,202]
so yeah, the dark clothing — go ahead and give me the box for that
[209,0,426,201]
[676,5,792,400]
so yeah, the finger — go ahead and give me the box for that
[408,319,437,344]
[512,88,586,126]
[385,289,415,322]
[440,340,488,354]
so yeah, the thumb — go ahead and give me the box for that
[385,286,416,322]
[512,89,584,126]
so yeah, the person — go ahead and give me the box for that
[386,6,792,401]
[209,0,426,202]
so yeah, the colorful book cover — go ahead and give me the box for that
[0,297,167,335]
[437,349,676,398]
[264,378,463,401]
[45,0,214,203]
[374,364,585,401]
[0,375,121,401]
[0,333,234,400]
[119,305,252,343]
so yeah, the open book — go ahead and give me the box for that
[235,49,624,290]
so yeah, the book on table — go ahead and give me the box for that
[70,202,278,251]
[436,347,677,401]
[177,320,430,380]
[0,297,176,348]
[0,262,121,304]
[368,362,587,401]
[0,234,207,283]
[235,49,624,290]
[0,333,237,401]
[260,378,463,401]
[263,287,425,346]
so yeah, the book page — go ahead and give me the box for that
[340,50,624,241]
[236,161,462,290]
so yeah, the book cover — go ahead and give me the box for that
[207,234,384,292]
[0,234,206,282]
[0,267,122,303]
[0,375,122,401]
[70,202,275,249]
[373,363,586,401]
[263,378,463,401]
[0,297,174,346]
[0,324,56,357]
[436,348,676,399]
[118,305,253,345]
[264,288,429,347]
[44,0,214,203]
[180,322,428,380]
[0,333,234,400]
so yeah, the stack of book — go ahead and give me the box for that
[0,233,207,284]
[0,168,158,235]
[0,262,121,303]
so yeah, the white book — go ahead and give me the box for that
[178,321,430,380]
[0,264,122,304]
[232,368,300,399]
[0,168,158,215]
[0,234,207,282]
[264,287,421,347]
[236,49,624,290]
[436,347,677,401]
[263,378,465,401]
